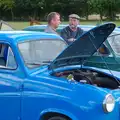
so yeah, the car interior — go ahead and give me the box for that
[0,43,8,66]
[0,43,16,69]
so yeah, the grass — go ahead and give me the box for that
[8,21,30,30]
[7,20,120,30]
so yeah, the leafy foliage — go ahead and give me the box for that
[0,0,120,20]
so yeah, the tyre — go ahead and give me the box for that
[48,116,68,120]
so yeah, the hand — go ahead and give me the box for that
[68,38,75,42]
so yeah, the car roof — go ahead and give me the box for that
[0,31,63,43]
[23,24,120,34]
[23,24,96,30]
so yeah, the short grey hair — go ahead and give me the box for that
[47,12,60,24]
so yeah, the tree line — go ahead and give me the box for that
[0,0,120,21]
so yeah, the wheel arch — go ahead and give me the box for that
[39,108,79,120]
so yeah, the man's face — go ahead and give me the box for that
[51,14,61,29]
[69,17,79,29]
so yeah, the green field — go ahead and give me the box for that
[7,21,120,30]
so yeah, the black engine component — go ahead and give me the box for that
[53,69,120,89]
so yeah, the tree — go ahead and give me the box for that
[88,0,120,21]
[0,0,120,21]
[87,0,106,20]
[0,0,15,20]
[104,0,120,20]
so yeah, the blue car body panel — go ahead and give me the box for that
[0,23,119,120]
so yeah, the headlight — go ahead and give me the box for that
[103,94,115,113]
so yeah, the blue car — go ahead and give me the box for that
[0,23,119,120]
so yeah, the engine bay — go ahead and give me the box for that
[53,69,120,90]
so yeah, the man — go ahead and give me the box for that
[44,12,61,34]
[61,14,84,44]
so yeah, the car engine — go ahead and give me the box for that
[53,69,120,90]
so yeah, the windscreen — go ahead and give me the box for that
[18,39,66,69]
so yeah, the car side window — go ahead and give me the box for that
[0,43,17,69]
[108,35,120,55]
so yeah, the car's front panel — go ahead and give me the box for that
[20,65,120,120]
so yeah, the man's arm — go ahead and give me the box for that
[78,27,84,35]
[61,28,75,44]
[60,28,69,43]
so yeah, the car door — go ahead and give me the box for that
[0,43,21,120]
